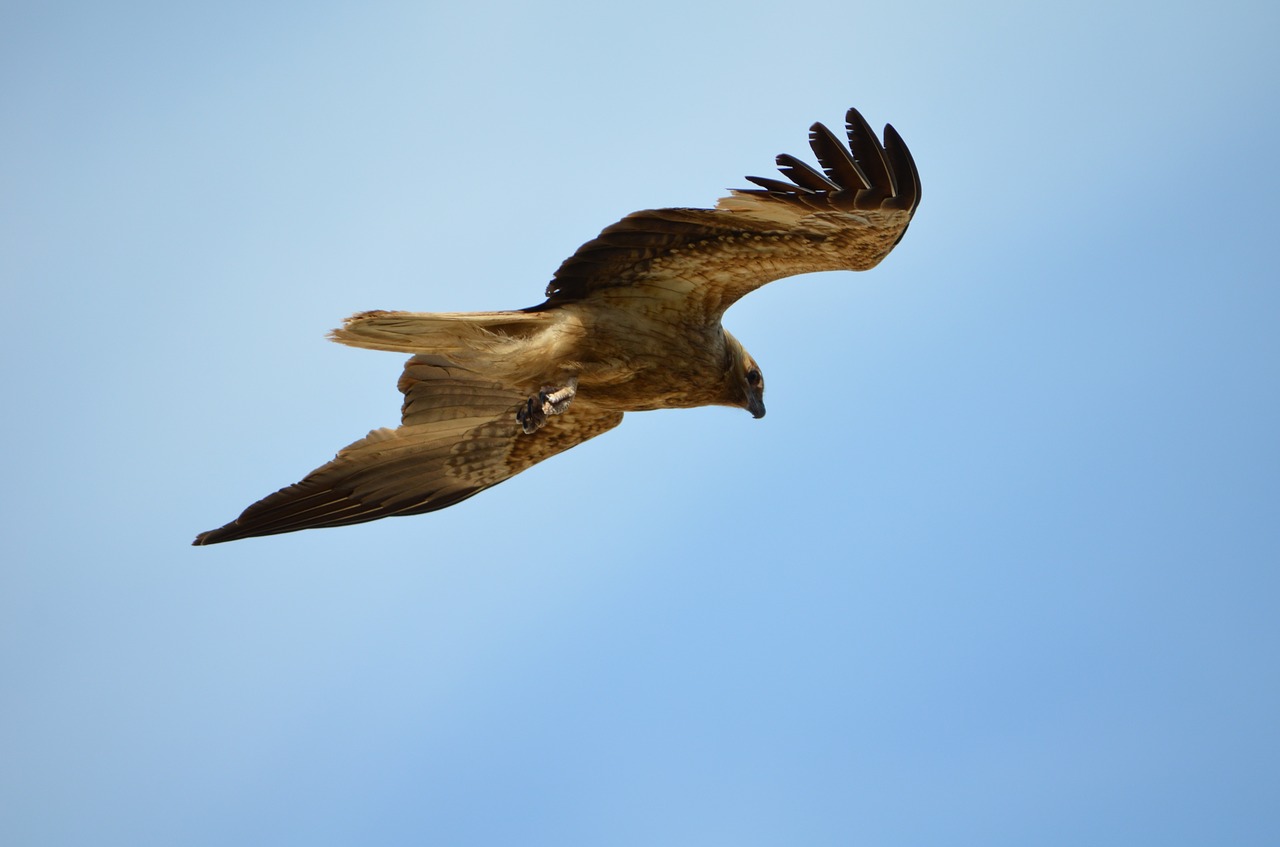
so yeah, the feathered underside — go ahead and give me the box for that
[194,106,922,544]
[538,106,921,323]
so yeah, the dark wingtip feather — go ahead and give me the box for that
[193,525,235,545]
[881,123,922,213]
[745,174,817,194]
[808,121,870,191]
[734,107,920,218]
[775,153,839,193]
[843,108,893,209]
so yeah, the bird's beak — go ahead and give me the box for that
[747,396,766,419]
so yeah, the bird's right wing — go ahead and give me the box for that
[193,356,622,544]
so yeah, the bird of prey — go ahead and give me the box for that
[194,106,921,545]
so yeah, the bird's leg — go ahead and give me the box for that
[541,379,578,415]
[516,377,578,434]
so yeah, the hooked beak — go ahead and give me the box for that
[747,395,766,419]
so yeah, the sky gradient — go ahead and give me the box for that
[4,1,1279,844]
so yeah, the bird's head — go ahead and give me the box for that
[724,331,766,419]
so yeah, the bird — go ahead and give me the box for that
[193,106,921,545]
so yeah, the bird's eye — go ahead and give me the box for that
[746,368,762,387]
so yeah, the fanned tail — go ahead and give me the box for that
[328,309,550,355]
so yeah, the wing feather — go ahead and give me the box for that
[807,120,871,204]
[540,107,920,320]
[881,123,922,214]
[193,360,622,544]
[743,174,823,201]
[774,152,841,193]
[840,108,893,209]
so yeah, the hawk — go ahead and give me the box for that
[194,107,921,544]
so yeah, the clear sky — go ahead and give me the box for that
[3,1,1279,844]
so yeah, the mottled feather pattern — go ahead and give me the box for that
[194,362,621,543]
[542,107,919,316]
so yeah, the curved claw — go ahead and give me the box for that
[515,378,578,434]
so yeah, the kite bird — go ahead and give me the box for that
[194,107,921,545]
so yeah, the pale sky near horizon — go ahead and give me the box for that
[4,2,1279,844]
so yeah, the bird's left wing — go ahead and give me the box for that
[539,107,921,323]
[193,356,622,544]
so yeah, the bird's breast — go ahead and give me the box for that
[554,313,730,413]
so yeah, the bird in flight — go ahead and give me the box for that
[194,106,921,545]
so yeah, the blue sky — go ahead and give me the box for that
[3,1,1279,844]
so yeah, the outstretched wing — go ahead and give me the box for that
[193,357,622,544]
[539,107,921,323]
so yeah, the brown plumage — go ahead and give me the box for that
[193,106,921,545]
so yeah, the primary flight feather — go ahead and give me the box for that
[194,106,921,545]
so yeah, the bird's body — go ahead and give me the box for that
[195,107,921,545]
[336,303,741,413]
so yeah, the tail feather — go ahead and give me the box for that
[328,309,549,355]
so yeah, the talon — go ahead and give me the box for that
[516,397,546,434]
[516,378,578,434]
